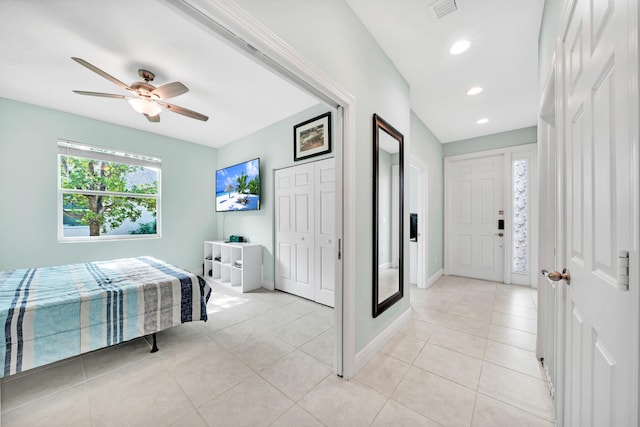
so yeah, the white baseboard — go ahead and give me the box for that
[422,268,444,289]
[354,307,411,374]
[262,280,274,291]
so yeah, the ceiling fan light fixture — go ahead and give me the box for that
[450,39,470,55]
[467,86,484,96]
[128,98,162,117]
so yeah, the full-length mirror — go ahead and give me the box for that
[373,114,404,318]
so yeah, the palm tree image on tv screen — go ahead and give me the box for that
[216,159,261,212]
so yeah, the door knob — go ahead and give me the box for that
[541,268,571,285]
[495,232,504,237]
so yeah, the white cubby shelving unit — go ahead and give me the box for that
[203,241,262,292]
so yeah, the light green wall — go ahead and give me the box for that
[214,104,333,285]
[539,0,564,90]
[442,126,537,158]
[0,98,217,272]
[409,111,444,278]
[233,0,412,352]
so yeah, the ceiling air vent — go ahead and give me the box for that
[430,0,458,19]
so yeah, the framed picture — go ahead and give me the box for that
[293,112,332,161]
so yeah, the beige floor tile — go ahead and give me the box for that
[154,321,211,351]
[443,312,491,337]
[270,318,331,347]
[428,327,487,359]
[232,334,295,370]
[488,324,537,352]
[259,350,332,401]
[492,302,537,320]
[86,358,194,427]
[491,312,537,334]
[1,357,84,413]
[455,293,495,310]
[69,417,94,427]
[484,340,544,379]
[355,353,410,396]
[461,281,497,296]
[81,337,151,379]
[169,343,254,408]
[198,375,294,427]
[299,375,386,427]
[271,404,324,427]
[413,343,482,389]
[431,277,466,293]
[371,399,441,426]
[2,383,91,427]
[169,410,209,427]
[472,394,555,427]
[411,306,449,325]
[494,293,536,309]
[448,301,493,321]
[381,333,426,364]
[392,366,476,426]
[300,327,335,366]
[399,318,438,341]
[411,291,456,312]
[300,306,335,327]
[478,362,554,421]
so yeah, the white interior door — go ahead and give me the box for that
[314,158,335,307]
[560,0,636,424]
[448,155,505,282]
[275,163,315,300]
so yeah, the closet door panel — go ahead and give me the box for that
[315,158,336,307]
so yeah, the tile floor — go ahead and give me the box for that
[0,275,555,426]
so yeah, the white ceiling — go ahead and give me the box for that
[346,0,544,143]
[0,1,544,147]
[0,0,319,148]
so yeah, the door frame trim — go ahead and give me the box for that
[444,143,538,285]
[172,0,357,378]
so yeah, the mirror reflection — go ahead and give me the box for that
[373,114,404,317]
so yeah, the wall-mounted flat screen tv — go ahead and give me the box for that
[215,158,260,212]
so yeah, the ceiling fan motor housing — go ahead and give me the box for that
[131,81,157,99]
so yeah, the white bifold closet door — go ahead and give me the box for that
[275,158,335,307]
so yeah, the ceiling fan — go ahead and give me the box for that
[71,57,208,123]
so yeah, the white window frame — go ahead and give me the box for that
[57,140,162,242]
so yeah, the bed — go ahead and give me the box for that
[0,256,211,378]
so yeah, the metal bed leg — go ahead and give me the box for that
[150,333,159,353]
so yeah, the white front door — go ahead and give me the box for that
[447,155,505,282]
[275,163,315,300]
[560,0,637,424]
[314,158,336,307]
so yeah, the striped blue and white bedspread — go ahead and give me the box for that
[0,256,211,377]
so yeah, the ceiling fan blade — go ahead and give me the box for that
[73,90,128,99]
[157,101,209,121]
[151,82,188,99]
[144,114,160,123]
[71,57,134,92]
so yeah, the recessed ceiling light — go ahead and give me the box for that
[477,118,489,124]
[467,86,484,96]
[450,40,470,55]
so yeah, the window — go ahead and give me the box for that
[512,158,529,274]
[58,141,161,241]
